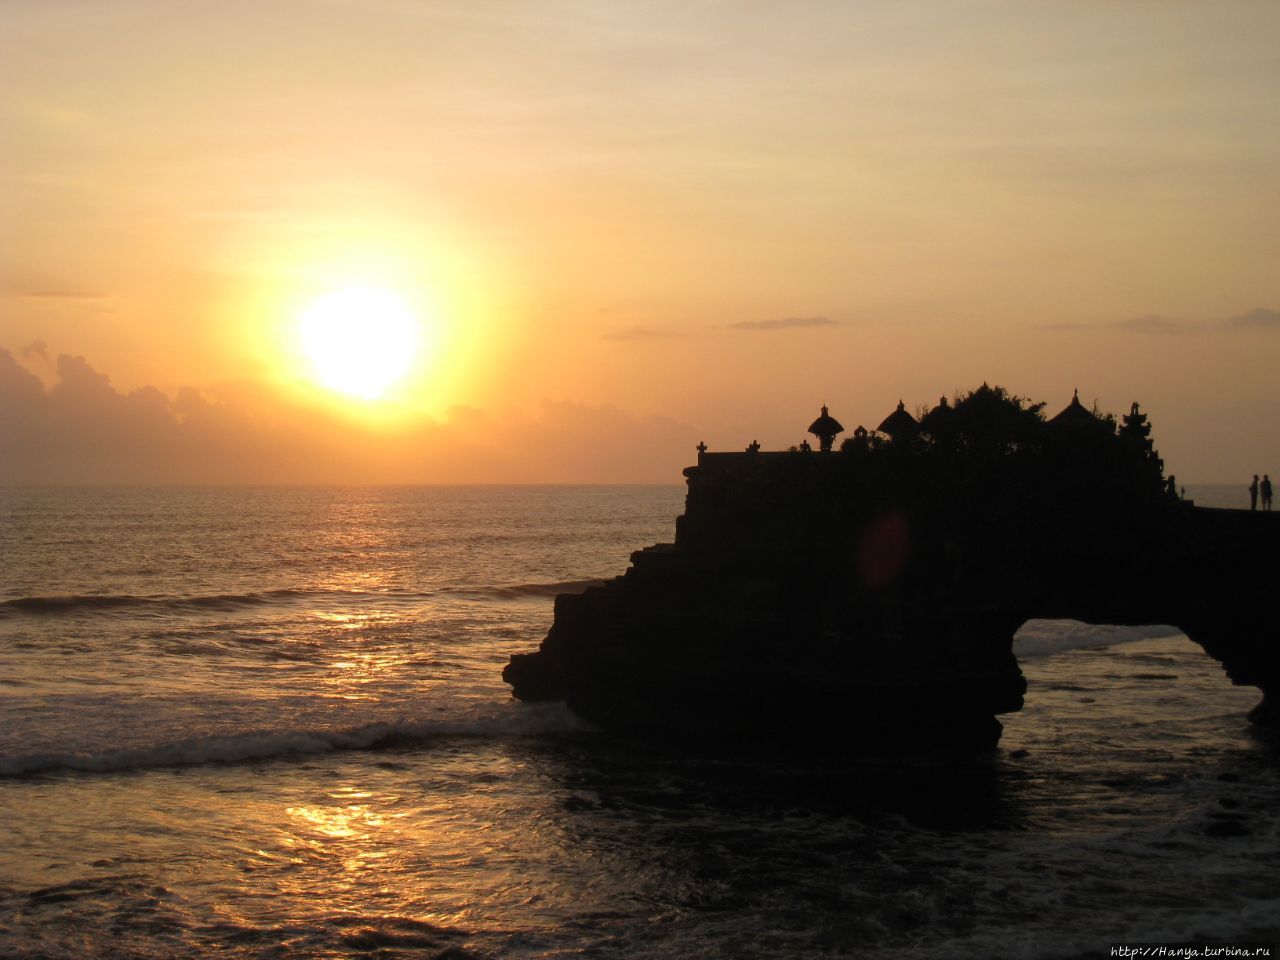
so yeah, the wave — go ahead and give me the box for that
[0,579,604,618]
[1013,619,1184,659]
[0,703,586,778]
[441,578,605,600]
[0,588,426,618]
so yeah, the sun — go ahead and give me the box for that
[297,286,419,400]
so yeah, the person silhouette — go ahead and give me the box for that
[1263,475,1273,511]
[1249,475,1259,511]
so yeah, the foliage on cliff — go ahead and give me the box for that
[838,384,1168,509]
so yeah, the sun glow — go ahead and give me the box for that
[298,287,419,400]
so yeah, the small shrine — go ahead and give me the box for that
[807,405,845,452]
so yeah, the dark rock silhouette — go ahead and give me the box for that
[504,385,1280,747]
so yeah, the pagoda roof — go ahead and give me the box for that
[808,405,844,438]
[1050,389,1103,427]
[877,400,919,436]
[920,396,956,434]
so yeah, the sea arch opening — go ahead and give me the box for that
[1008,618,1270,730]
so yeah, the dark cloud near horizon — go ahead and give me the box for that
[1224,307,1280,330]
[9,286,106,300]
[1109,314,1186,334]
[1040,314,1188,334]
[730,316,837,332]
[0,349,699,484]
[1042,306,1280,335]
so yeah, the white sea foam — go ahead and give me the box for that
[1013,619,1184,659]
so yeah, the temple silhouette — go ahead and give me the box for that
[504,385,1280,748]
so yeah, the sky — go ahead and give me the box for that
[2,0,1278,483]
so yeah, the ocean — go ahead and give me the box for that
[1,483,1276,959]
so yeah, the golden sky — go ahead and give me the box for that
[2,1,1278,482]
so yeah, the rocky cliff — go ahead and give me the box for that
[504,386,1280,747]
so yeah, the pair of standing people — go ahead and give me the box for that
[1249,474,1272,511]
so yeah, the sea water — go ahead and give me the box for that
[0,484,1276,959]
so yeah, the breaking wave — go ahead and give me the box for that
[0,588,423,617]
[1,579,605,618]
[439,578,606,600]
[1013,619,1184,659]
[0,703,585,778]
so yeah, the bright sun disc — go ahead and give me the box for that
[298,287,418,399]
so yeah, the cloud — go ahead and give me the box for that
[602,326,675,341]
[0,348,700,485]
[1109,314,1186,334]
[22,339,50,364]
[1041,307,1280,335]
[1223,307,1280,330]
[730,316,837,332]
[11,286,105,300]
[1042,313,1185,334]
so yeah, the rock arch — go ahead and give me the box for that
[506,389,1279,745]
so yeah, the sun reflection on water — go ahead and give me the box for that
[287,789,388,841]
[243,766,541,934]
